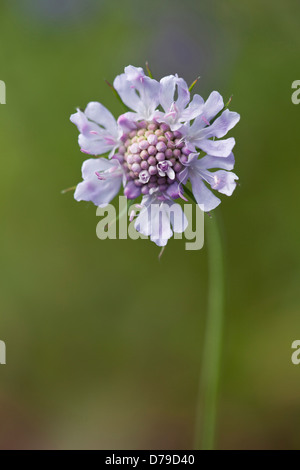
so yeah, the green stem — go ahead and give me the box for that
[194,213,225,450]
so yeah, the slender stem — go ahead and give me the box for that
[194,213,225,450]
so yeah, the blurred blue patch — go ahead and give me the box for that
[10,0,103,26]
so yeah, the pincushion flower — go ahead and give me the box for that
[70,65,240,246]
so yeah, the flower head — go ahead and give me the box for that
[70,65,240,246]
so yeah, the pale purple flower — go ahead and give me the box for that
[114,65,160,127]
[155,75,204,131]
[179,153,238,212]
[70,65,240,246]
[70,102,122,157]
[74,157,124,207]
[157,160,175,180]
[182,91,240,157]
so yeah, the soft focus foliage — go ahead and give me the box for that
[0,0,300,449]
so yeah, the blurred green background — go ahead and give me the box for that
[0,0,300,450]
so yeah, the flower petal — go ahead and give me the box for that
[80,157,110,179]
[134,197,152,236]
[149,203,173,245]
[70,109,90,133]
[158,76,204,130]
[181,91,224,137]
[74,158,122,207]
[136,76,160,119]
[197,137,236,157]
[201,109,240,139]
[135,197,179,246]
[202,91,224,122]
[84,102,118,135]
[78,134,117,156]
[197,152,235,171]
[178,167,189,185]
[169,203,188,233]
[71,104,120,156]
[117,113,138,132]
[124,181,141,199]
[166,182,181,199]
[190,172,221,212]
[113,72,142,112]
[124,65,145,82]
[159,75,190,113]
[180,94,204,122]
[114,66,160,120]
[210,170,238,196]
[182,94,239,148]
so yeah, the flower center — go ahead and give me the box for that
[116,121,186,196]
